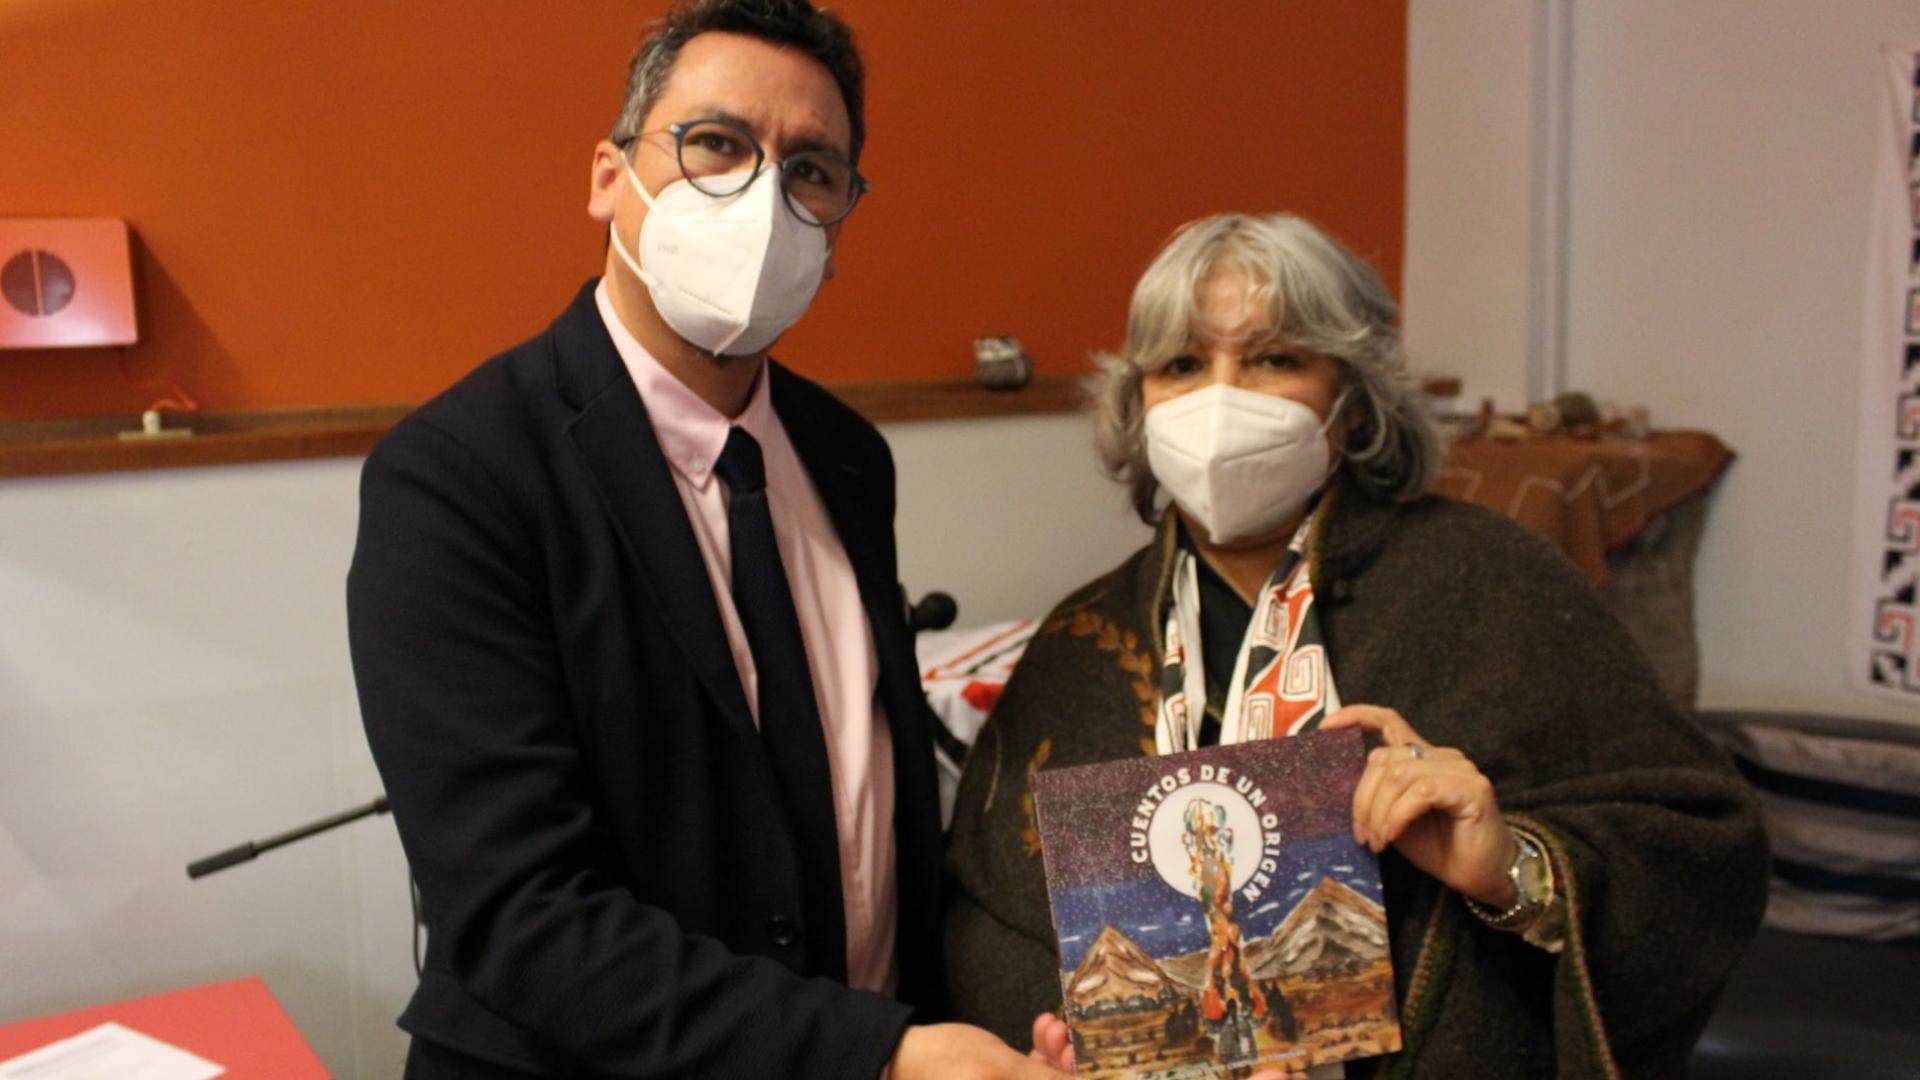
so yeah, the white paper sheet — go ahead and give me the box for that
[0,1022,224,1080]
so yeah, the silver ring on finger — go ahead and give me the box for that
[1406,743,1425,761]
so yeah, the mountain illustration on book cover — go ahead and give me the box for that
[1031,728,1401,1078]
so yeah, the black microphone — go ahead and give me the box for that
[907,591,958,633]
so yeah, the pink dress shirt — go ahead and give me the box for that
[595,282,899,995]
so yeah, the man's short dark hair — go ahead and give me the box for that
[611,0,867,164]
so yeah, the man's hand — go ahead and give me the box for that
[1029,1012,1073,1072]
[891,1023,1069,1080]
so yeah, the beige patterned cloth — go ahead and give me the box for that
[1433,431,1734,589]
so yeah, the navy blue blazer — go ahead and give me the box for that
[348,281,946,1078]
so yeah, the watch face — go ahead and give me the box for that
[1514,834,1552,903]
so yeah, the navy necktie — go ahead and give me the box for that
[713,425,847,980]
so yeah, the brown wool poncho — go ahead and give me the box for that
[944,484,1769,1079]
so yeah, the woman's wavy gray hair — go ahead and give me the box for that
[1091,212,1440,523]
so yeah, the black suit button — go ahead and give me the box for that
[768,915,799,947]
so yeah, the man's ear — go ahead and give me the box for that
[587,140,627,225]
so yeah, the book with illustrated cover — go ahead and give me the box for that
[1031,728,1401,1078]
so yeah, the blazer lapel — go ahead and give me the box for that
[769,364,941,784]
[769,364,892,620]
[555,286,758,744]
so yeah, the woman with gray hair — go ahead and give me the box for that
[945,213,1767,1078]
[1090,212,1437,523]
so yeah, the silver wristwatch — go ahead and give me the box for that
[1467,828,1553,931]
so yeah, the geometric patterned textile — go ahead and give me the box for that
[1855,44,1920,702]
[1156,515,1338,753]
[917,617,1041,825]
[1229,545,1338,739]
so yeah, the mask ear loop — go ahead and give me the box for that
[609,157,661,290]
[1314,386,1356,488]
[1319,387,1355,439]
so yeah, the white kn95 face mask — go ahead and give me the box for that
[609,159,828,357]
[1144,383,1341,544]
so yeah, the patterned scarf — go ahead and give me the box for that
[1155,514,1340,753]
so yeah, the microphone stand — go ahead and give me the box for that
[186,795,390,879]
[186,794,422,974]
[906,591,975,763]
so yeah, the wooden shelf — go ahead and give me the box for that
[833,373,1084,422]
[0,375,1085,480]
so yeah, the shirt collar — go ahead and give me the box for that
[594,278,775,491]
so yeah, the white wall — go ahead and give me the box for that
[1563,0,1920,721]
[1403,0,1542,410]
[0,412,1142,1074]
[1406,0,1920,724]
[888,414,1149,625]
[0,461,412,1075]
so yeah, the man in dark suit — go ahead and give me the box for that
[347,2,1063,1077]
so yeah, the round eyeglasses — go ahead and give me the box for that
[625,117,868,226]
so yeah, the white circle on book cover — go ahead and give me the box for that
[1145,781,1264,899]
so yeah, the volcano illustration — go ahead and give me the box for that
[1064,925,1178,1011]
[1247,877,1389,981]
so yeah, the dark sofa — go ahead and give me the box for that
[1690,709,1920,1079]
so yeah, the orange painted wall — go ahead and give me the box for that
[0,1,1405,421]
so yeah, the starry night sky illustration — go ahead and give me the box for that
[1033,729,1383,972]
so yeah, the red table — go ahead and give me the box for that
[0,978,328,1078]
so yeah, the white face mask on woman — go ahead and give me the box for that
[1145,383,1343,544]
[609,158,828,357]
